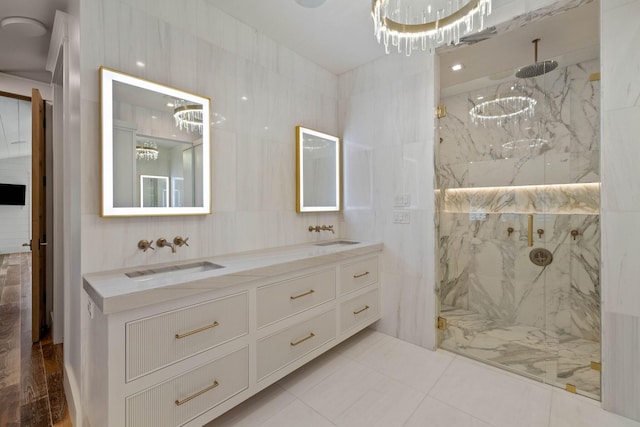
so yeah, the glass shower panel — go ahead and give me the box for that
[436,55,600,399]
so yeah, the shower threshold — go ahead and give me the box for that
[439,305,601,400]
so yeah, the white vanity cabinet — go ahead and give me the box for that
[84,242,382,427]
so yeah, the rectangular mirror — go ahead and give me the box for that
[296,126,341,212]
[100,67,211,216]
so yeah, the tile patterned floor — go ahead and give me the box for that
[439,305,601,398]
[205,328,639,427]
[0,252,71,427]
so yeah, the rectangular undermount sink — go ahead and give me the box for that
[125,261,224,281]
[314,240,360,247]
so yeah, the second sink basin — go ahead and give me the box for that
[126,261,224,281]
[314,240,360,247]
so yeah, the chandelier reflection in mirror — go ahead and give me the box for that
[173,100,203,133]
[372,0,492,55]
[469,95,536,126]
[135,140,159,161]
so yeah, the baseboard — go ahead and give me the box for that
[64,363,82,426]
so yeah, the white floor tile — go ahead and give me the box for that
[404,397,495,427]
[334,328,392,360]
[429,357,553,427]
[357,335,454,393]
[206,332,640,427]
[300,358,387,422]
[205,384,296,427]
[334,376,426,427]
[549,389,640,427]
[259,400,336,427]
[278,349,349,397]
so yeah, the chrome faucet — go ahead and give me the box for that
[308,225,335,234]
[156,238,176,253]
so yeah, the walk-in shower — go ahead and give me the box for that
[436,2,601,399]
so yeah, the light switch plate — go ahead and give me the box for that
[393,210,410,224]
[393,194,410,207]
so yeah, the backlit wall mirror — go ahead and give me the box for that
[100,67,211,216]
[296,126,341,212]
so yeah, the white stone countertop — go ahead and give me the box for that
[83,240,383,314]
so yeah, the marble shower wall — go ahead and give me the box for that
[437,59,600,340]
[79,0,341,274]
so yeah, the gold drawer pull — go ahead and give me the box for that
[290,332,315,346]
[175,321,220,339]
[175,380,219,406]
[353,271,369,279]
[290,289,315,300]
[353,305,370,315]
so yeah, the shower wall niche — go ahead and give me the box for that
[436,57,601,399]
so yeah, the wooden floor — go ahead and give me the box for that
[0,252,71,426]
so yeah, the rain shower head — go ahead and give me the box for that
[515,38,558,78]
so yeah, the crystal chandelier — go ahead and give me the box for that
[469,95,536,126]
[372,0,492,55]
[136,140,159,161]
[174,100,203,133]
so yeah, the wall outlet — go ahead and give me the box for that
[393,210,410,224]
[87,299,94,319]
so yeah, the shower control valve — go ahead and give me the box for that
[507,227,514,237]
[571,230,579,240]
[537,229,544,238]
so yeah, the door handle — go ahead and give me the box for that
[22,241,32,250]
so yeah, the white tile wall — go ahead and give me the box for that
[600,0,640,421]
[79,1,341,274]
[339,52,438,349]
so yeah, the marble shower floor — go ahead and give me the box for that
[439,305,601,399]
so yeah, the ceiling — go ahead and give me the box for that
[0,0,70,83]
[438,0,599,89]
[211,0,386,75]
[0,0,599,88]
[213,0,599,83]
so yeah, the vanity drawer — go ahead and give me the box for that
[126,292,248,381]
[257,268,336,327]
[126,346,248,427]
[257,309,336,380]
[340,288,379,334]
[340,256,378,295]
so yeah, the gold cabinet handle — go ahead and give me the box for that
[175,380,219,406]
[528,214,533,247]
[353,271,369,279]
[175,321,220,339]
[353,305,370,315]
[290,289,315,300]
[290,332,315,346]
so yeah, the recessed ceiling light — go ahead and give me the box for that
[294,0,327,8]
[0,17,47,37]
[166,102,174,107]
[477,96,484,100]
[451,63,464,71]
[241,96,248,101]
[151,115,157,119]
[136,61,145,67]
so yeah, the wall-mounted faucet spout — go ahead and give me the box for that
[308,225,335,234]
[156,238,176,253]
